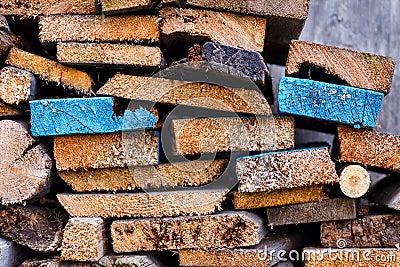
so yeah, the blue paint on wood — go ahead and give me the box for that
[30,97,156,136]
[278,77,383,128]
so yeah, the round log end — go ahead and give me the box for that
[339,165,371,198]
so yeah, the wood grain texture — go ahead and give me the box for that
[57,42,165,69]
[0,102,21,117]
[278,77,383,128]
[54,131,159,171]
[172,116,294,155]
[320,214,400,248]
[101,0,155,14]
[303,247,400,267]
[234,185,327,209]
[336,125,400,172]
[0,25,25,57]
[237,146,339,193]
[6,48,94,95]
[111,211,266,252]
[39,15,159,46]
[98,74,270,115]
[0,66,36,106]
[0,205,67,252]
[30,97,156,136]
[286,40,395,94]
[0,120,52,205]
[370,176,400,210]
[160,7,266,52]
[61,217,106,261]
[339,165,371,198]
[266,198,357,226]
[57,189,228,218]
[179,233,302,267]
[59,159,228,192]
[0,0,95,15]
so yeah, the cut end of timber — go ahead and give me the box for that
[286,40,396,94]
[59,159,228,192]
[57,42,165,69]
[57,189,229,218]
[160,7,266,52]
[111,211,266,252]
[234,185,327,209]
[0,102,21,117]
[0,120,52,205]
[6,47,94,95]
[61,217,106,262]
[54,132,159,171]
[39,15,160,46]
[0,66,36,106]
[339,165,371,198]
[237,146,339,193]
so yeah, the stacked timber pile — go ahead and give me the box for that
[0,1,399,267]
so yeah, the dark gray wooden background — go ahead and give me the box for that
[270,0,400,145]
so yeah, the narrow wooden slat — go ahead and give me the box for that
[39,15,160,46]
[61,217,106,261]
[160,7,266,52]
[266,198,357,226]
[0,205,67,252]
[234,185,327,209]
[57,42,165,69]
[171,116,294,155]
[320,214,400,248]
[101,0,155,14]
[236,146,339,193]
[0,102,21,117]
[278,77,383,128]
[30,97,157,136]
[336,125,400,172]
[57,189,228,218]
[111,211,266,252]
[286,40,396,94]
[53,131,159,171]
[98,74,270,115]
[59,159,228,192]
[6,48,94,95]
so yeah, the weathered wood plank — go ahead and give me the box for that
[172,116,294,155]
[111,211,266,252]
[0,237,27,267]
[286,40,395,95]
[30,97,157,136]
[0,102,21,117]
[61,217,106,262]
[336,125,400,172]
[59,159,228,192]
[0,205,67,252]
[98,74,270,115]
[370,176,400,210]
[179,233,302,267]
[160,7,266,52]
[278,77,383,128]
[266,198,357,226]
[57,42,165,69]
[39,15,160,47]
[53,131,159,171]
[236,146,339,193]
[339,165,371,198]
[57,189,228,217]
[320,214,400,248]
[303,247,400,267]
[0,66,36,106]
[0,21,26,57]
[6,48,94,95]
[234,185,327,209]
[101,0,155,14]
[0,120,52,205]
[0,0,96,16]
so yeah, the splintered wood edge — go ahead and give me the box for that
[339,165,371,198]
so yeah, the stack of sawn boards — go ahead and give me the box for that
[0,0,399,267]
